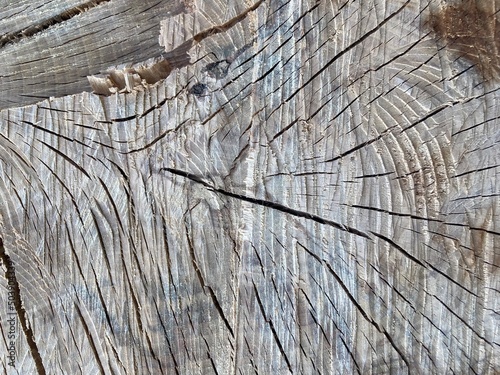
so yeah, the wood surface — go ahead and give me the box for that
[0,0,499,374]
[0,0,183,109]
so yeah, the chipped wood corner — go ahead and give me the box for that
[88,0,264,96]
[87,58,173,95]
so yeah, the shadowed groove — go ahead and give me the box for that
[0,1,112,48]
[0,239,47,375]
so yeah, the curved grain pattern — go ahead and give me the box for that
[0,0,498,374]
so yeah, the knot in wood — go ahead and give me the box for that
[203,60,230,80]
[189,83,208,96]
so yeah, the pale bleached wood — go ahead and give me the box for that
[0,0,499,374]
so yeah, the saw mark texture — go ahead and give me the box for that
[0,0,498,374]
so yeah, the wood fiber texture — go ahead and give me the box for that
[0,0,183,109]
[0,0,499,374]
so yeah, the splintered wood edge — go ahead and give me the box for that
[87,0,264,96]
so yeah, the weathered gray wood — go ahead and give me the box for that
[0,0,106,37]
[0,0,499,374]
[0,0,184,109]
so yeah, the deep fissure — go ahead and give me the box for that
[0,238,46,375]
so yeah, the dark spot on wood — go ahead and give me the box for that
[427,1,500,83]
[203,60,230,79]
[189,83,208,96]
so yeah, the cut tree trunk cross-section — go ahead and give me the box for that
[0,0,498,374]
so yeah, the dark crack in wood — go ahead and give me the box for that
[164,167,371,240]
[0,238,47,375]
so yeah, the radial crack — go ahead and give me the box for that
[163,167,371,239]
[0,238,47,375]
